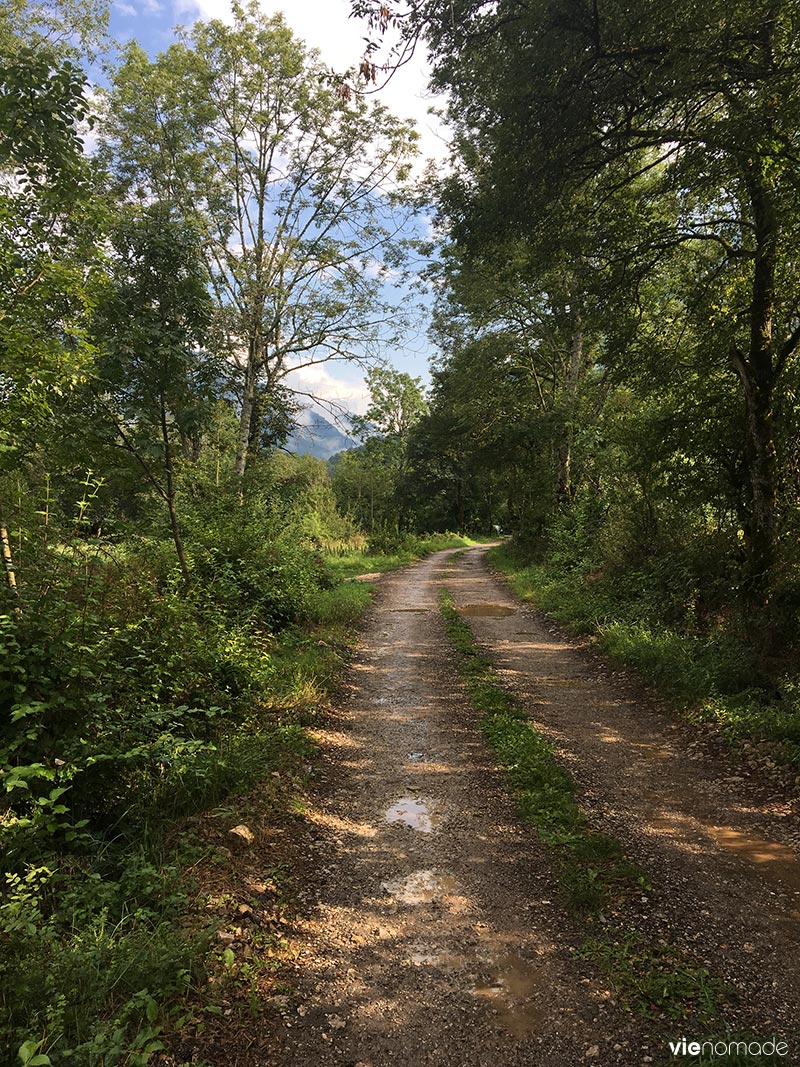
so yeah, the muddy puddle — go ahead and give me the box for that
[407,937,544,1037]
[407,752,429,762]
[384,795,440,833]
[471,949,545,1037]
[459,603,516,618]
[381,869,458,904]
[708,826,800,894]
[409,945,466,966]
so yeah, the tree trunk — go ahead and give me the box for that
[732,173,779,630]
[557,322,583,504]
[235,342,259,479]
[179,431,202,463]
[160,406,191,586]
[1,521,18,596]
[247,385,265,466]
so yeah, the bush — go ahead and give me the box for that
[366,527,420,555]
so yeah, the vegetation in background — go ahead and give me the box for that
[357,0,800,633]
[332,365,430,535]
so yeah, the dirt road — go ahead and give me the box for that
[261,545,800,1066]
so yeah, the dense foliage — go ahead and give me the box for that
[351,0,800,647]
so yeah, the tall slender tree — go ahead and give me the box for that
[103,1,418,479]
[91,205,215,583]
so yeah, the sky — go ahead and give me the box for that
[105,0,448,418]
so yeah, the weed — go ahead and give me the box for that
[579,935,721,1025]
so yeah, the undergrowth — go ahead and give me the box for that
[1,605,350,1067]
[0,494,468,1066]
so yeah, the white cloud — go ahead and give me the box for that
[115,1,137,15]
[175,0,449,168]
[284,357,371,416]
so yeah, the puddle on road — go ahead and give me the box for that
[407,752,429,762]
[709,826,800,894]
[408,938,544,1037]
[381,869,458,904]
[470,949,545,1037]
[409,944,467,967]
[385,795,440,833]
[459,603,516,618]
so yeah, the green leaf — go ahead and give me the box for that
[17,1039,51,1066]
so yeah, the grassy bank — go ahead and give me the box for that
[488,542,800,771]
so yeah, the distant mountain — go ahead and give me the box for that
[286,409,357,460]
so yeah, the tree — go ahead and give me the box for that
[0,0,108,61]
[357,0,800,631]
[359,366,428,440]
[332,442,397,532]
[91,205,216,583]
[103,1,419,480]
[0,31,104,595]
[0,44,98,467]
[350,365,428,528]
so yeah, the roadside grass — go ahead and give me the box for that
[439,588,727,1030]
[578,935,719,1026]
[487,542,800,770]
[327,533,479,581]
[2,623,350,1067]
